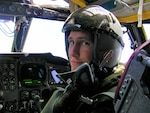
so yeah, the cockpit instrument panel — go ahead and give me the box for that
[0,53,69,113]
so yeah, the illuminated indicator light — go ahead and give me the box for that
[33,80,41,84]
[24,81,32,84]
[23,79,41,84]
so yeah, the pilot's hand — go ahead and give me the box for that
[53,85,80,113]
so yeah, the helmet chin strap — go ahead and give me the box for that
[99,50,113,69]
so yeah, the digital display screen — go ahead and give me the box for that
[20,63,46,86]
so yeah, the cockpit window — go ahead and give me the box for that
[0,19,14,52]
[120,27,133,63]
[23,18,67,59]
[143,24,150,40]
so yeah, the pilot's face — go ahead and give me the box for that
[68,31,93,71]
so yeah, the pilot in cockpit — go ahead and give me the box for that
[41,5,125,113]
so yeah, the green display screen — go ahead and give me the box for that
[21,63,46,86]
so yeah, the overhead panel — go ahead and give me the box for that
[70,0,150,23]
